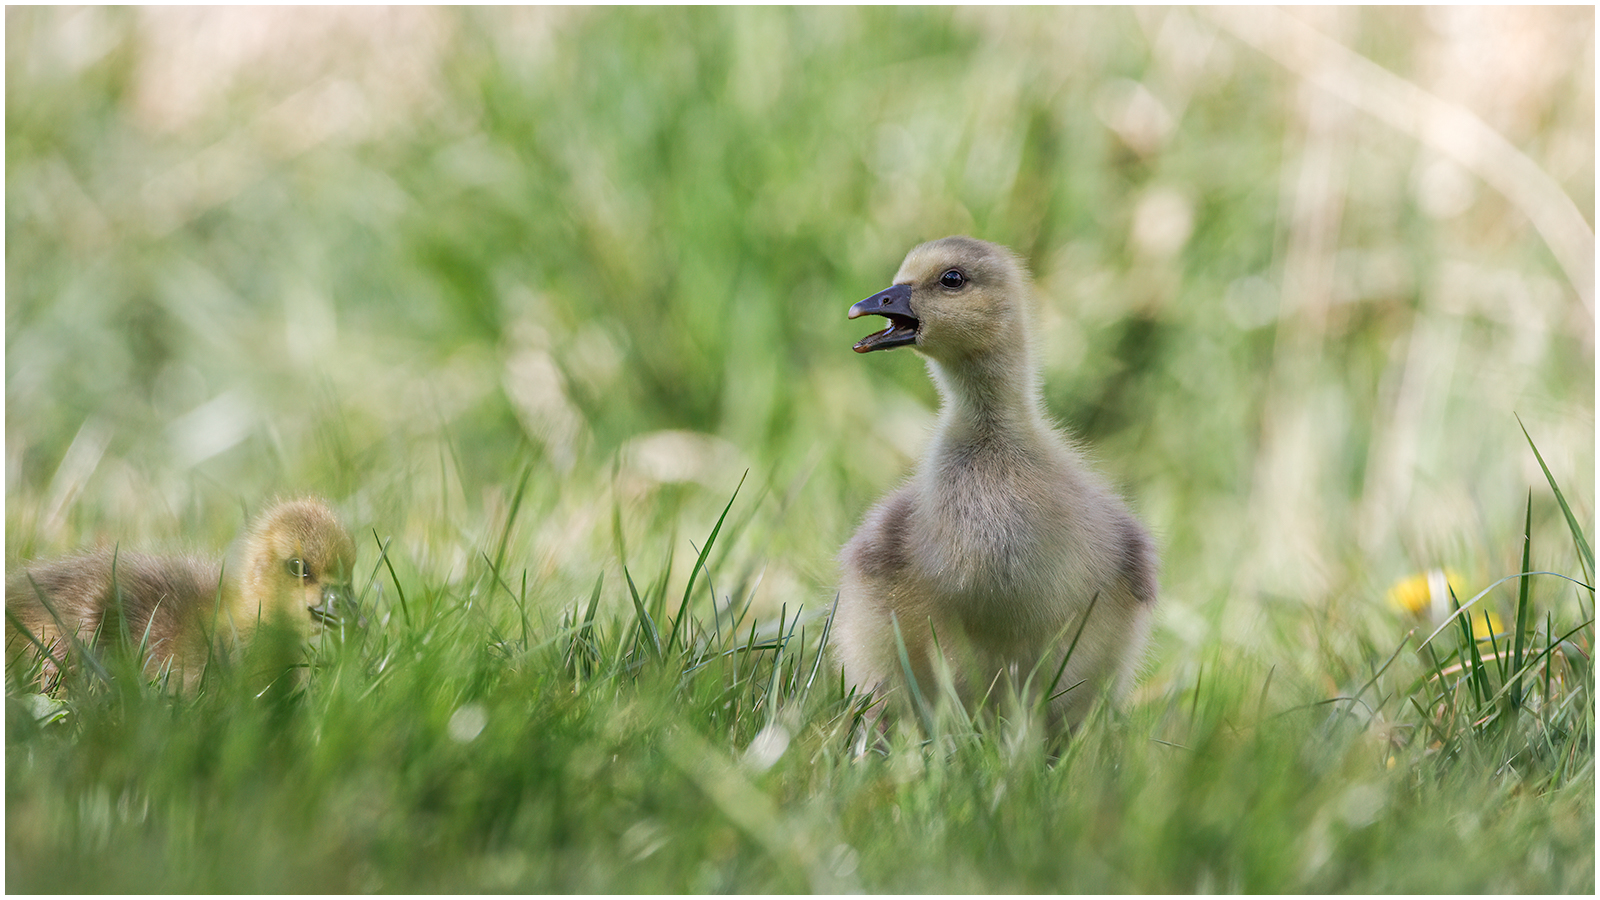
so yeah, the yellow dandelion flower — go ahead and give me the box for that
[1386,568,1459,616]
[1387,568,1508,640]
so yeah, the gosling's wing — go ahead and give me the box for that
[1110,507,1158,607]
[840,486,918,585]
[8,551,220,651]
[105,553,220,645]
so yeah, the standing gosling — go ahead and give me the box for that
[5,497,357,692]
[835,236,1157,729]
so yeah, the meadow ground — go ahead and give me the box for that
[5,7,1594,892]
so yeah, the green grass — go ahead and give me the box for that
[4,467,1592,892]
[5,7,1595,893]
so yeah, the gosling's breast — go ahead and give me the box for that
[920,438,1070,585]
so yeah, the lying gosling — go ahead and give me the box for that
[5,497,357,692]
[835,236,1157,730]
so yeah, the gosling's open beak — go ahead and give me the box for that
[309,583,365,630]
[849,283,919,353]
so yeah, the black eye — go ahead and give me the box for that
[939,269,965,289]
[286,558,309,579]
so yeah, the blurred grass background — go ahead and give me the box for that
[5,6,1594,892]
[7,4,1591,676]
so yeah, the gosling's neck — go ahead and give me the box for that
[925,345,1050,453]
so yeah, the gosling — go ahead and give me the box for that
[5,497,358,692]
[835,236,1157,731]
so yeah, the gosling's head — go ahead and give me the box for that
[849,236,1036,367]
[229,498,358,636]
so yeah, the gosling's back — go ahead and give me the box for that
[6,549,220,689]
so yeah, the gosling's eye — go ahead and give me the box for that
[939,269,965,289]
[286,558,309,580]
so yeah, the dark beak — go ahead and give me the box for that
[310,583,365,629]
[849,283,919,353]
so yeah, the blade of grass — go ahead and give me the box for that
[1332,630,1413,733]
[479,552,522,608]
[785,623,804,697]
[736,614,762,694]
[582,571,604,635]
[1482,608,1506,686]
[800,593,839,702]
[1450,585,1492,706]
[1512,490,1533,710]
[5,580,112,689]
[3,603,59,669]
[684,539,720,647]
[199,559,230,693]
[623,566,662,663]
[358,534,390,614]
[1407,695,1452,746]
[374,529,411,629]
[519,570,530,651]
[1542,611,1555,707]
[1189,660,1205,725]
[490,462,534,578]
[1044,591,1101,706]
[109,546,132,647]
[667,471,746,655]
[759,603,796,716]
[923,617,976,734]
[889,612,935,738]
[648,530,675,625]
[1518,415,1594,581]
[777,605,803,695]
